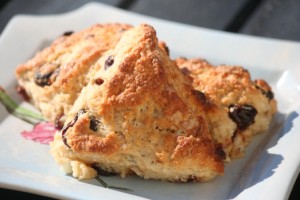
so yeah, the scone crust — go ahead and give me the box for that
[16,23,132,123]
[176,57,277,158]
[51,24,225,182]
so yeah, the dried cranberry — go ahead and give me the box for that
[89,115,100,131]
[61,109,86,148]
[16,85,30,101]
[34,63,60,87]
[104,56,114,70]
[34,71,53,86]
[228,104,257,130]
[215,145,226,160]
[55,114,64,130]
[264,90,274,100]
[191,90,206,104]
[255,85,274,100]
[63,31,73,36]
[95,78,104,85]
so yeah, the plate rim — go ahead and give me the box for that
[0,2,300,200]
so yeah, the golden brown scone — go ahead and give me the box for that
[15,23,132,125]
[50,24,226,182]
[176,57,277,159]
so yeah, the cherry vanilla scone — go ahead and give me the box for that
[50,24,226,182]
[15,23,132,125]
[176,58,277,160]
[15,21,277,182]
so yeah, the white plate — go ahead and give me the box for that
[0,2,300,200]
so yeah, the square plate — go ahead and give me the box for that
[0,2,300,200]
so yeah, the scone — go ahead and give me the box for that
[176,58,277,159]
[15,23,132,125]
[50,24,226,182]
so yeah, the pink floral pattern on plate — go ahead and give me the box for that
[21,122,58,144]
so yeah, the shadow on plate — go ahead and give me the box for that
[228,111,299,199]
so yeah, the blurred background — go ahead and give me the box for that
[1,0,300,42]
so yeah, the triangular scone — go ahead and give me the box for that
[176,58,277,159]
[50,24,225,182]
[16,23,132,124]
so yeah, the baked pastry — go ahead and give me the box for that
[50,24,226,182]
[176,58,277,159]
[15,23,132,125]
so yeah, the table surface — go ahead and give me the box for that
[0,0,299,199]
